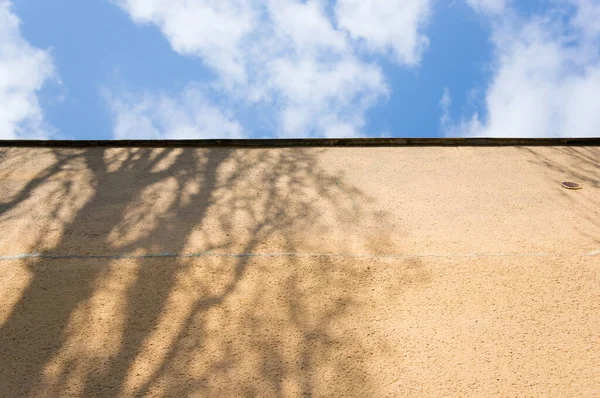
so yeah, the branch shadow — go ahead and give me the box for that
[0,147,429,397]
[518,146,600,246]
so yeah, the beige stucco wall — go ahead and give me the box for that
[0,146,599,396]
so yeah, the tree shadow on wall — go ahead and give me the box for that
[519,146,599,188]
[0,147,429,397]
[518,145,600,246]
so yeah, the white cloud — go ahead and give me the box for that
[268,0,347,54]
[439,88,451,128]
[572,0,600,38]
[107,86,244,140]
[445,0,600,138]
[465,0,507,15]
[267,55,387,137]
[0,0,54,139]
[335,0,431,65]
[116,0,258,83]
[112,0,432,138]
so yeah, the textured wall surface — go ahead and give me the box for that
[0,146,598,396]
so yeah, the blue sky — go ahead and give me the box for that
[1,0,599,140]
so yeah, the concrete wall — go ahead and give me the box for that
[0,146,599,396]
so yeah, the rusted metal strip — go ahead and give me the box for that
[1,137,599,148]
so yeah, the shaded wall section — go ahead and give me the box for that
[0,146,598,396]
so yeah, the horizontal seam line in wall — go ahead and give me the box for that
[0,252,598,261]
